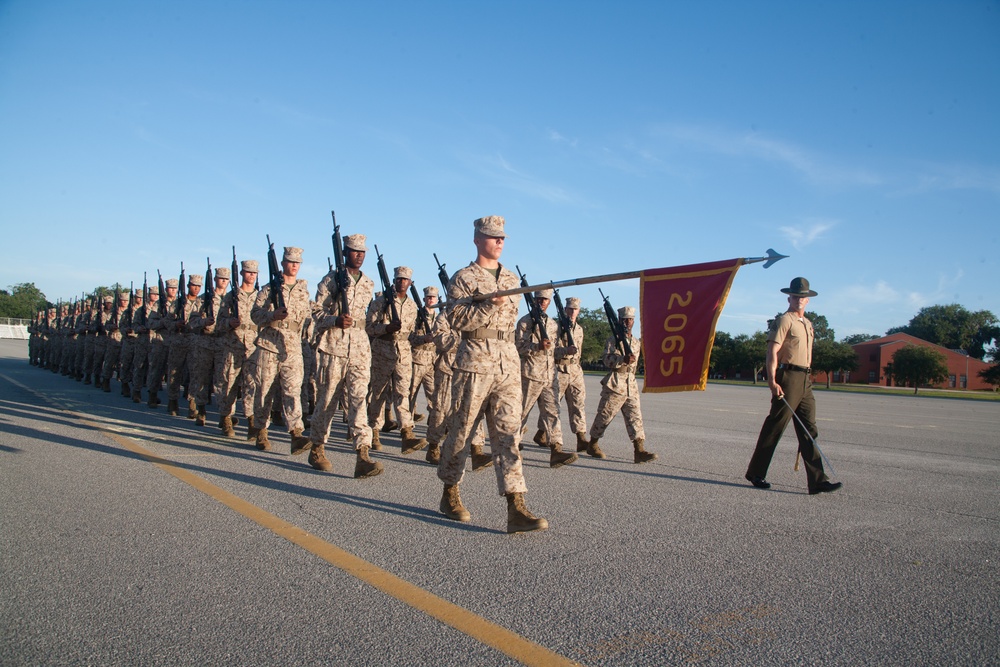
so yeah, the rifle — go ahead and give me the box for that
[374,244,400,326]
[599,288,633,359]
[410,284,432,335]
[110,286,121,328]
[175,262,187,326]
[230,247,240,323]
[433,253,450,298]
[157,270,167,317]
[95,289,105,334]
[137,273,149,330]
[266,235,286,310]
[122,281,135,332]
[330,211,350,315]
[203,257,214,324]
[552,289,575,348]
[516,266,548,342]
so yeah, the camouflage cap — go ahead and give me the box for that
[241,259,259,273]
[566,297,581,309]
[473,215,506,238]
[149,285,160,294]
[534,289,553,299]
[394,266,413,280]
[618,306,636,319]
[102,295,114,304]
[215,267,231,280]
[344,234,367,252]
[118,291,129,301]
[189,274,203,286]
[134,289,144,299]
[283,247,303,263]
[423,286,438,297]
[47,307,57,313]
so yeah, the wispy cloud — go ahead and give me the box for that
[778,218,835,250]
[648,122,883,187]
[465,152,590,206]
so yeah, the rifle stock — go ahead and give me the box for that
[266,235,286,310]
[374,245,400,325]
[516,266,548,342]
[552,289,575,348]
[599,288,633,359]
[330,211,350,315]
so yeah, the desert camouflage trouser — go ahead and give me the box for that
[250,346,304,433]
[589,387,645,442]
[437,367,527,496]
[520,373,564,446]
[409,361,436,415]
[549,364,587,436]
[146,340,169,392]
[310,350,371,450]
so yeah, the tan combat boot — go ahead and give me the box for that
[633,438,657,464]
[370,428,382,451]
[354,446,383,478]
[506,492,548,534]
[532,429,548,447]
[167,398,179,416]
[196,406,207,427]
[413,413,425,423]
[290,429,311,456]
[132,388,143,404]
[586,437,606,459]
[147,390,159,408]
[575,432,589,452]
[400,426,428,455]
[309,444,332,472]
[102,377,111,392]
[255,428,271,452]
[246,420,260,442]
[425,443,441,465]
[187,397,197,419]
[220,415,236,438]
[470,445,493,472]
[440,484,471,522]
[121,382,130,397]
[548,443,578,468]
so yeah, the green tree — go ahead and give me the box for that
[709,331,736,377]
[842,333,879,345]
[0,282,50,319]
[888,345,949,394]
[731,331,768,383]
[813,339,859,388]
[979,364,1000,391]
[577,307,611,367]
[887,304,998,360]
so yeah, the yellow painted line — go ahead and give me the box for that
[1,372,579,667]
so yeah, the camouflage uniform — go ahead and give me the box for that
[146,286,174,401]
[515,300,564,448]
[310,260,376,451]
[365,272,419,433]
[101,296,128,391]
[408,286,438,417]
[437,259,527,496]
[551,303,588,438]
[117,294,142,394]
[249,249,311,434]
[589,329,645,442]
[188,275,227,415]
[166,278,204,408]
[90,298,114,385]
[425,306,486,454]
[215,266,259,423]
[75,307,92,381]
[130,289,156,401]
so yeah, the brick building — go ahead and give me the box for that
[830,333,993,391]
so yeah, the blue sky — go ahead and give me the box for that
[1,0,997,339]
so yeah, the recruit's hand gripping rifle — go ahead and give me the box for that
[374,245,400,327]
[516,266,548,343]
[266,235,286,310]
[599,288,633,360]
[552,289,575,349]
[330,211,350,316]
[175,262,187,329]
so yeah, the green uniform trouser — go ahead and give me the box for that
[746,368,829,490]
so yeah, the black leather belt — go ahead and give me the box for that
[780,363,811,373]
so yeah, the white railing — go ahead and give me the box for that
[0,319,30,339]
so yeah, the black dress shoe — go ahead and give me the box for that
[809,481,843,495]
[745,474,771,489]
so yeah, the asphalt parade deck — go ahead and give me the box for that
[1,338,997,666]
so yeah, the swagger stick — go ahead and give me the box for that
[781,395,837,476]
